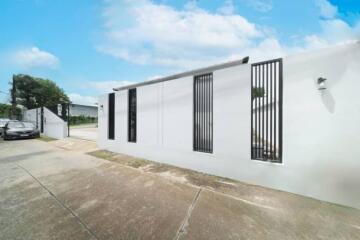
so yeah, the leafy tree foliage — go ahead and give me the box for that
[13,74,69,109]
[0,103,21,119]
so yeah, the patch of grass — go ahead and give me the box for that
[87,149,242,190]
[87,150,151,169]
[37,136,57,142]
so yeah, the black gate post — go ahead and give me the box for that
[40,107,44,133]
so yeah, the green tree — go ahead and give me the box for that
[12,74,69,109]
[0,103,21,119]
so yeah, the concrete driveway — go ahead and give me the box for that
[70,124,97,141]
[1,138,360,240]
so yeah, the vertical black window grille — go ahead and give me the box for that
[193,73,213,153]
[251,59,283,163]
[108,93,115,140]
[128,88,137,142]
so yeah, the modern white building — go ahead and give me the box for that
[98,41,360,209]
[69,103,98,118]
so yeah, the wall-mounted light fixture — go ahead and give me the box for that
[317,77,327,90]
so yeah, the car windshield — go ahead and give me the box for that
[7,122,25,128]
[23,122,35,128]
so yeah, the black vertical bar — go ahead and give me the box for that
[270,62,273,160]
[196,76,198,151]
[274,62,279,160]
[41,107,44,133]
[210,74,214,153]
[266,63,269,160]
[197,77,199,151]
[134,88,137,142]
[202,76,205,152]
[205,75,208,152]
[255,66,260,158]
[261,64,265,158]
[67,104,70,137]
[193,77,196,151]
[204,75,209,152]
[278,60,283,162]
[108,93,115,140]
[200,76,202,151]
[251,66,253,159]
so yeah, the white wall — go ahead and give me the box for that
[98,42,360,209]
[43,108,68,139]
[24,107,68,139]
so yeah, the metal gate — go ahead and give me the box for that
[251,58,283,163]
[193,73,213,153]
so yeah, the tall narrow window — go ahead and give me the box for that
[194,73,213,153]
[251,58,283,163]
[128,88,137,142]
[108,93,115,140]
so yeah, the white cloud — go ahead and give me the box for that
[12,47,59,68]
[86,80,135,93]
[316,0,338,19]
[98,0,359,69]
[68,93,98,106]
[98,0,263,68]
[304,1,360,50]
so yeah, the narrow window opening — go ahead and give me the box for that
[193,73,213,153]
[251,59,283,163]
[128,88,137,142]
[108,93,115,140]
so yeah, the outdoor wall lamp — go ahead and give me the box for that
[317,77,327,90]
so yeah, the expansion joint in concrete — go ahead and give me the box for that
[174,187,202,240]
[15,163,100,240]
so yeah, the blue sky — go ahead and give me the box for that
[0,0,359,105]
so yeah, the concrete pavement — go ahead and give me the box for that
[69,125,97,141]
[1,138,360,240]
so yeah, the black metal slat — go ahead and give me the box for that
[108,93,115,140]
[256,65,260,159]
[205,75,208,152]
[264,63,269,159]
[270,62,273,160]
[278,60,283,162]
[210,74,214,153]
[251,59,282,162]
[194,73,213,153]
[251,66,253,159]
[200,76,203,151]
[194,78,197,150]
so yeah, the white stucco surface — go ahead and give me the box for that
[24,107,68,139]
[98,42,360,209]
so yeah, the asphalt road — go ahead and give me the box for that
[1,139,360,240]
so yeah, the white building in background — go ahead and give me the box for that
[69,103,98,118]
[98,41,360,209]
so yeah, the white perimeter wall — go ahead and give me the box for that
[98,42,360,209]
[24,107,68,139]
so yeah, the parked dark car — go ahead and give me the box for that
[3,121,40,140]
[0,118,10,137]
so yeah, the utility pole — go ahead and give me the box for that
[11,75,17,119]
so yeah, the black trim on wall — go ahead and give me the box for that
[193,73,213,153]
[128,88,137,142]
[251,58,283,163]
[108,93,115,140]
